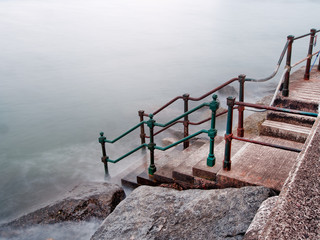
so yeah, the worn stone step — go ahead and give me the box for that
[154,137,220,184]
[273,96,318,112]
[192,138,248,181]
[260,120,311,143]
[266,111,316,128]
[216,136,304,192]
[171,136,225,184]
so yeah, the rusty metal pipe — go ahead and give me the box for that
[235,101,318,117]
[283,35,294,97]
[304,29,316,80]
[188,78,238,101]
[232,136,301,153]
[237,75,245,137]
[183,93,190,149]
[138,110,146,145]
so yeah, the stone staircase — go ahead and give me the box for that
[118,67,319,193]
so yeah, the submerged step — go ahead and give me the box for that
[260,120,311,143]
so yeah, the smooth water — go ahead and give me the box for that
[0,0,319,238]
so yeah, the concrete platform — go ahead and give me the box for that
[216,136,304,192]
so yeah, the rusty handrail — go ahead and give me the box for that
[145,108,232,138]
[147,77,239,117]
[222,97,318,170]
[139,77,240,146]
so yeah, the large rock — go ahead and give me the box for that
[244,196,278,239]
[1,182,125,230]
[91,185,273,240]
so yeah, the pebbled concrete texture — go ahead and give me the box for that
[244,117,320,239]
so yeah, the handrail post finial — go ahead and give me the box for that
[147,114,157,175]
[224,97,235,171]
[283,35,295,97]
[99,132,109,178]
[207,94,219,167]
[237,74,246,137]
[304,28,317,80]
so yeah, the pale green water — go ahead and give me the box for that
[0,0,319,238]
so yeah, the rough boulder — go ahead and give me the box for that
[91,185,273,240]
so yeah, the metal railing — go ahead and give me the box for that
[139,28,320,146]
[99,28,320,177]
[222,97,318,170]
[99,95,220,176]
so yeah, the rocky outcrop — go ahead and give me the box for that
[1,182,125,230]
[91,185,274,240]
[244,196,278,239]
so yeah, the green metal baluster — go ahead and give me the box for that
[99,132,109,178]
[224,97,235,171]
[207,94,219,167]
[147,114,157,175]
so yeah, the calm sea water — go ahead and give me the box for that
[0,0,319,238]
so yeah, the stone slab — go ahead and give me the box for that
[193,139,247,181]
[254,117,320,239]
[91,186,274,240]
[260,120,311,143]
[217,136,304,192]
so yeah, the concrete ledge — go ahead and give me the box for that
[244,117,320,239]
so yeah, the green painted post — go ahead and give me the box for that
[99,132,109,177]
[283,35,294,97]
[147,114,157,175]
[224,97,235,171]
[207,94,219,167]
[304,29,316,80]
[237,74,246,137]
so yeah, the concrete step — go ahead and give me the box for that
[273,96,318,112]
[172,143,210,185]
[216,136,304,192]
[192,138,248,181]
[137,171,159,186]
[153,138,209,184]
[170,136,225,185]
[266,111,316,128]
[260,120,311,143]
